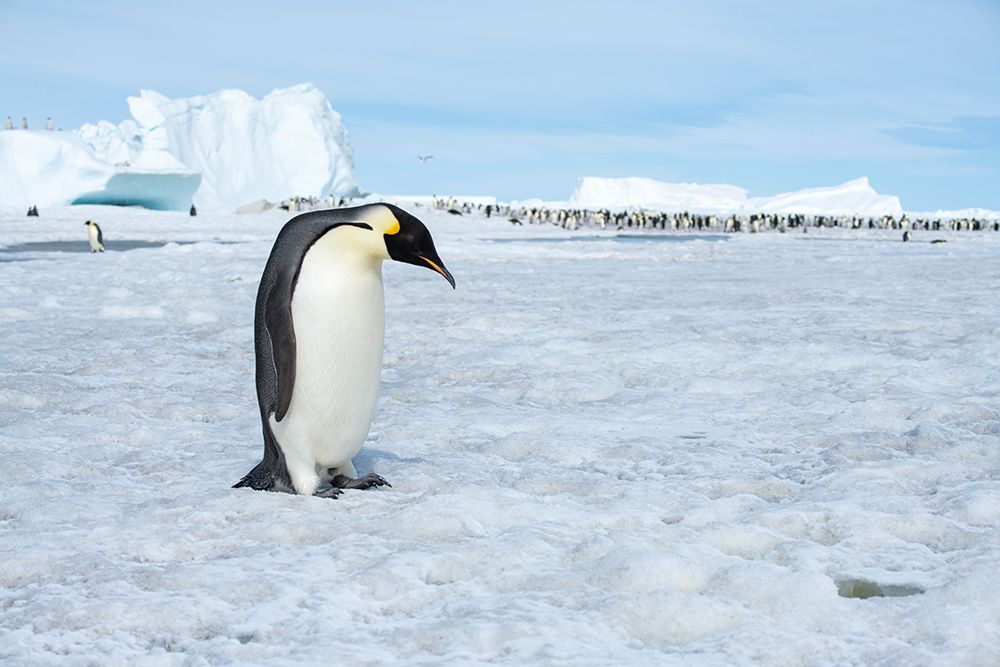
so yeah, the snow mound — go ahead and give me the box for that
[570,176,747,213]
[568,176,903,217]
[0,130,199,211]
[745,177,902,217]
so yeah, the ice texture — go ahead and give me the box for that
[0,205,998,665]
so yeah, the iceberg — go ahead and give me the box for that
[745,177,902,217]
[0,83,359,212]
[907,207,1000,220]
[107,84,360,211]
[570,176,747,214]
[567,176,903,217]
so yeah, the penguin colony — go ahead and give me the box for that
[427,196,1000,234]
[234,204,454,498]
[272,193,1000,234]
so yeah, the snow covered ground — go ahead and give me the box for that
[1,204,999,665]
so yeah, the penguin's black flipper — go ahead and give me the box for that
[96,225,104,247]
[263,267,298,423]
[260,216,375,423]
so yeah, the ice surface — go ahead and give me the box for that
[0,84,359,212]
[1,205,999,665]
[569,176,903,217]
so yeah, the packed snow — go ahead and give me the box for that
[0,84,358,212]
[1,204,999,665]
[569,176,903,217]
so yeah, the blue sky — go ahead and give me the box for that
[1,0,998,209]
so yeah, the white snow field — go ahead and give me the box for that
[1,205,999,666]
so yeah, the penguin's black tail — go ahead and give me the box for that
[231,476,253,489]
[232,461,275,490]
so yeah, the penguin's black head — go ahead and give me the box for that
[382,204,455,288]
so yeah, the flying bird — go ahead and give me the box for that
[418,155,434,163]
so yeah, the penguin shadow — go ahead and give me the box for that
[353,446,426,470]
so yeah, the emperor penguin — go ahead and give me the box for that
[84,220,104,252]
[234,204,455,498]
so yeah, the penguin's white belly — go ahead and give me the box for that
[271,255,385,475]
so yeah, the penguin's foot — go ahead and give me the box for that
[313,486,344,499]
[330,473,391,490]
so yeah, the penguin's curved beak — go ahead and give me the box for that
[419,255,456,289]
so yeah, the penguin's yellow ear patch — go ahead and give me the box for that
[385,218,400,235]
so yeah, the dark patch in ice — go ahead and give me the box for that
[836,577,925,599]
[491,234,729,244]
[0,239,243,261]
[678,433,707,440]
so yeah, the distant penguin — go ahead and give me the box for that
[190,204,197,217]
[3,116,12,130]
[26,205,39,217]
[903,230,911,242]
[45,117,54,131]
[233,204,455,497]
[20,117,27,129]
[84,220,104,252]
